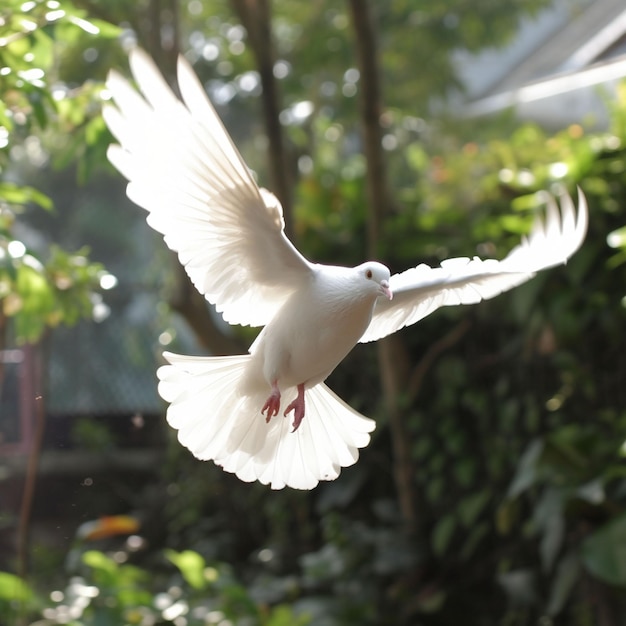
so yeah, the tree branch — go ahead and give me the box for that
[406,318,472,404]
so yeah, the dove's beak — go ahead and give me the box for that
[380,280,393,300]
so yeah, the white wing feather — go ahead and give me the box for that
[360,188,588,343]
[158,353,375,490]
[103,49,312,327]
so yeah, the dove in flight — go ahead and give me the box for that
[103,49,588,490]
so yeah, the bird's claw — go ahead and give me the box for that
[284,384,306,432]
[284,401,305,432]
[262,386,281,423]
[263,382,305,431]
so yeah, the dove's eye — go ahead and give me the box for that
[366,269,373,279]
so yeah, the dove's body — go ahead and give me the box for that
[249,264,384,392]
[104,49,588,490]
[158,264,386,490]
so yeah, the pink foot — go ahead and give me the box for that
[262,381,281,423]
[284,383,306,432]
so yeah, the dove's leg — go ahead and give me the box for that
[284,384,306,432]
[262,381,281,422]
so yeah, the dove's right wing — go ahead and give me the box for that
[360,189,588,343]
[103,49,312,328]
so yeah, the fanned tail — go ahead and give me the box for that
[157,352,375,490]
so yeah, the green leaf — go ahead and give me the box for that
[267,604,311,626]
[85,114,106,146]
[81,18,123,38]
[431,515,456,557]
[0,572,33,602]
[547,551,581,616]
[459,521,489,560]
[458,490,490,527]
[29,27,55,69]
[83,550,118,575]
[0,182,53,210]
[582,514,626,586]
[577,478,605,505]
[406,142,429,172]
[507,439,544,499]
[166,549,208,590]
[17,261,53,309]
[534,488,565,572]
[0,100,13,129]
[12,261,55,341]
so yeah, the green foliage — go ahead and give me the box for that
[6,2,626,626]
[71,415,116,450]
[0,570,32,602]
[582,514,626,586]
[24,549,311,626]
[0,571,41,624]
[0,570,35,623]
[0,238,113,342]
[0,0,119,178]
[499,421,626,613]
[0,181,52,211]
[166,549,209,590]
[382,81,626,622]
[0,0,119,343]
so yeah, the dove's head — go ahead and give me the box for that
[356,262,393,300]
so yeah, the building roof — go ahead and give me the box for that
[456,0,626,128]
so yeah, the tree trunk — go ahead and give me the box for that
[16,345,44,586]
[170,265,245,355]
[347,0,419,534]
[145,0,180,76]
[347,0,387,258]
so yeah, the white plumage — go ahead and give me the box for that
[103,49,588,490]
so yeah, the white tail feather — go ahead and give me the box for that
[157,352,375,490]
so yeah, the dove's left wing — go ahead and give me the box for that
[360,189,588,343]
[103,49,312,328]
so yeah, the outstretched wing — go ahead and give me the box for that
[103,49,312,328]
[360,189,588,343]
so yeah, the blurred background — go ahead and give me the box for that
[2,0,626,624]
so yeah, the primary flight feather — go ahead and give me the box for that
[104,49,588,490]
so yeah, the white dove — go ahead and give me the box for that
[103,49,588,490]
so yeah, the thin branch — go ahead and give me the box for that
[406,318,472,404]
